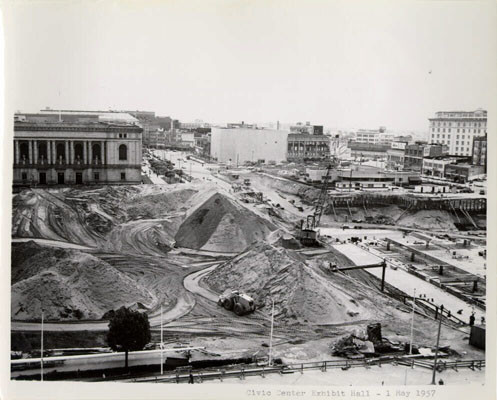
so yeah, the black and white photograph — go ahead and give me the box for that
[1,1,495,399]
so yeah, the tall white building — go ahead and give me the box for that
[428,109,487,156]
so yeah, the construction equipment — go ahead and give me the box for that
[217,289,256,316]
[297,164,334,246]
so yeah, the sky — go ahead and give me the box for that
[2,0,496,132]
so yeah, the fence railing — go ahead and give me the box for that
[131,356,485,384]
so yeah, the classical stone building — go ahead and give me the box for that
[13,111,143,186]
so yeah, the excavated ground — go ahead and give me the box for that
[11,175,484,362]
[11,182,275,321]
[11,241,210,321]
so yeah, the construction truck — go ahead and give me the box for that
[217,289,256,316]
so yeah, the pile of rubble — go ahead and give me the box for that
[331,323,404,359]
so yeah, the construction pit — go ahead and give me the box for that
[11,163,486,382]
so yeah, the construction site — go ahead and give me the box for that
[10,151,486,385]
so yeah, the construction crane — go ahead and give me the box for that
[298,164,334,246]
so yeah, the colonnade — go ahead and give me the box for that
[13,139,108,165]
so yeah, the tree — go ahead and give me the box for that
[106,307,151,369]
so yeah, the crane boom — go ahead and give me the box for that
[303,164,333,230]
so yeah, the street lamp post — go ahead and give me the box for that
[431,316,443,385]
[409,288,416,354]
[160,304,163,375]
[41,309,44,382]
[268,299,275,366]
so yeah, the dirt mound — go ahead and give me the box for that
[248,174,319,205]
[124,188,197,219]
[322,204,459,230]
[12,186,200,255]
[175,193,276,252]
[398,210,457,230]
[267,229,302,249]
[11,242,155,320]
[204,242,400,324]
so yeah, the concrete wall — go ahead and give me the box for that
[210,128,288,164]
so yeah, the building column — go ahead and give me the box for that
[70,141,75,164]
[47,141,51,164]
[14,140,20,164]
[83,141,87,164]
[88,141,93,164]
[65,141,69,163]
[28,140,33,164]
[33,140,38,164]
[52,141,57,164]
[107,141,112,165]
[102,141,105,164]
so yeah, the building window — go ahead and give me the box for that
[94,173,99,181]
[462,135,465,139]
[121,172,126,181]
[118,144,127,160]
[456,147,459,152]
[456,141,459,145]
[462,129,465,133]
[437,128,440,132]
[22,172,27,180]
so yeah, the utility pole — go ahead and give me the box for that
[349,168,353,192]
[409,288,416,354]
[41,309,44,382]
[268,299,275,366]
[431,315,443,385]
[160,304,163,375]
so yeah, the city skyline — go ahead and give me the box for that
[3,1,496,133]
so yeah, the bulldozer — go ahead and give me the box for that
[217,289,256,316]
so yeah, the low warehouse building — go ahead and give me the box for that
[210,127,288,164]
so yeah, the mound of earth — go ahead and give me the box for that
[267,229,302,249]
[12,186,200,254]
[11,241,154,320]
[175,192,276,252]
[204,242,401,324]
[398,209,457,230]
[124,188,197,219]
